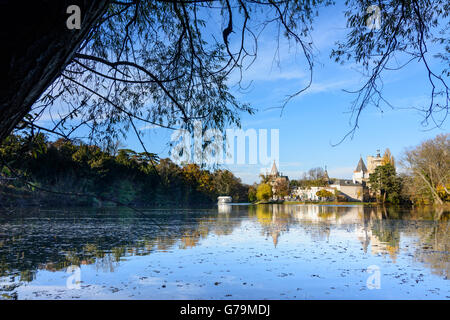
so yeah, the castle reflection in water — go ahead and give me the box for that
[0,204,448,284]
[224,204,448,278]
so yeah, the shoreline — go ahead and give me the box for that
[253,201,450,210]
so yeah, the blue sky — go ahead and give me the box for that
[125,4,449,184]
[38,4,449,185]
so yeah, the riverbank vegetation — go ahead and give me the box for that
[370,134,449,205]
[0,134,248,207]
[0,133,448,208]
[255,134,449,207]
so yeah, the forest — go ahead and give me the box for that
[0,134,249,207]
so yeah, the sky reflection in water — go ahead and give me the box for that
[0,204,448,299]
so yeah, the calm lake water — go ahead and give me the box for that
[0,204,448,300]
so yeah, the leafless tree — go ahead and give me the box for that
[402,133,449,205]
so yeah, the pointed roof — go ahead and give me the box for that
[270,160,279,176]
[323,166,330,182]
[272,231,279,247]
[355,157,368,173]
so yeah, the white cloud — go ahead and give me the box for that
[304,79,354,95]
[227,36,309,86]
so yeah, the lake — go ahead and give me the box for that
[0,204,448,299]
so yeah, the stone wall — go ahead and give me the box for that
[338,185,364,202]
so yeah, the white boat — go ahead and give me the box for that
[217,196,232,204]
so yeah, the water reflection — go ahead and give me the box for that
[0,205,448,299]
[218,203,232,214]
[249,205,448,277]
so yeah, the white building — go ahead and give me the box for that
[293,159,367,202]
[352,156,369,184]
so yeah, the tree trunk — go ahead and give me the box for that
[0,0,110,142]
[415,169,444,205]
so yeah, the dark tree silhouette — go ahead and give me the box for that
[0,0,448,146]
[0,1,110,142]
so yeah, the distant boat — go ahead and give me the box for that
[217,196,232,204]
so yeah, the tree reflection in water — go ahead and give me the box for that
[0,205,448,297]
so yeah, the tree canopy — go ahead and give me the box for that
[273,178,290,198]
[402,133,449,205]
[256,183,272,201]
[290,167,329,188]
[0,133,249,206]
[382,148,395,166]
[1,0,448,147]
[316,189,334,200]
[369,163,402,204]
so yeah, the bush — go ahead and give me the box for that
[316,189,333,200]
[256,183,272,201]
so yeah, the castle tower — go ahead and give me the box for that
[270,160,279,177]
[366,150,383,175]
[353,156,368,184]
[323,165,330,184]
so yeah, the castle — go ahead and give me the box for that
[352,150,384,184]
[267,160,290,200]
[289,150,384,202]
